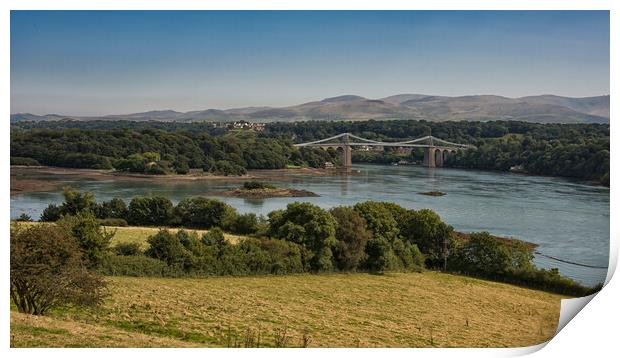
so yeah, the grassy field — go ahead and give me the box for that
[107,225,245,249]
[15,222,244,249]
[10,272,563,348]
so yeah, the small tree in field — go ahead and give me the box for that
[10,223,106,315]
[57,211,115,268]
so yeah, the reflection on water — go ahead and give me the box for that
[10,164,609,286]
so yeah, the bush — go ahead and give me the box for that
[61,187,97,216]
[113,242,142,256]
[446,232,593,296]
[448,232,532,278]
[38,187,98,222]
[174,197,237,229]
[145,230,193,271]
[330,207,371,271]
[96,198,128,219]
[242,181,275,190]
[174,159,190,174]
[40,204,62,222]
[15,213,32,222]
[10,223,106,315]
[363,237,397,273]
[202,227,227,246]
[229,213,261,235]
[57,211,115,268]
[127,196,174,226]
[98,254,174,277]
[210,160,247,176]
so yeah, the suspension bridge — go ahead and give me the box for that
[293,133,475,169]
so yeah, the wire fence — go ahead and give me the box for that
[534,251,608,269]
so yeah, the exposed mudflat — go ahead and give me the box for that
[10,165,332,195]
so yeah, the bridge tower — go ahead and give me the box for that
[423,148,435,168]
[339,133,353,169]
[422,136,436,168]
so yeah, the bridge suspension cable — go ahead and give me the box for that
[293,132,475,150]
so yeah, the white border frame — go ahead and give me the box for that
[3,1,617,357]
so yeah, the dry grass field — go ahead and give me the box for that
[10,272,564,348]
[107,225,244,248]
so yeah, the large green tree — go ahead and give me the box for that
[268,202,337,271]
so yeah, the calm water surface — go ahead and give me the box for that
[11,164,610,286]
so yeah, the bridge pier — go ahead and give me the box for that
[340,145,352,169]
[423,147,436,168]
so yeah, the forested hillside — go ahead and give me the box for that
[11,119,609,184]
[10,127,339,175]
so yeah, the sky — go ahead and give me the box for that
[11,10,610,116]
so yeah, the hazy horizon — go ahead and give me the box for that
[11,11,610,116]
[10,92,611,117]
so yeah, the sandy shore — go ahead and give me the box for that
[10,165,332,195]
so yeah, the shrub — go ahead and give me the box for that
[202,227,227,246]
[145,230,193,271]
[40,204,63,222]
[15,213,32,222]
[504,267,591,296]
[448,232,533,278]
[113,242,142,256]
[61,187,97,216]
[98,254,173,277]
[258,238,305,274]
[363,237,396,273]
[174,197,237,229]
[38,187,98,222]
[445,232,594,296]
[229,213,261,235]
[242,181,275,190]
[127,196,174,226]
[174,160,190,174]
[10,223,106,315]
[96,198,128,219]
[57,211,115,268]
[330,207,371,271]
[210,160,247,176]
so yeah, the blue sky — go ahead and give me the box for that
[11,11,609,116]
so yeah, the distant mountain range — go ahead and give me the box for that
[11,94,610,124]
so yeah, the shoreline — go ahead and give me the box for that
[10,165,332,196]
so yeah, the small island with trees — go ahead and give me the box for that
[215,181,319,199]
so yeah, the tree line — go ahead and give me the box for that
[10,127,338,175]
[11,119,609,184]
